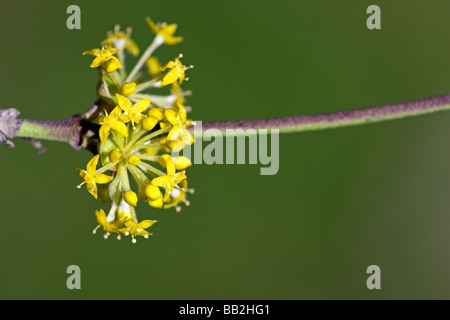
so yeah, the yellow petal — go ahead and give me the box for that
[137,220,157,229]
[176,103,187,121]
[162,24,178,37]
[110,106,124,119]
[110,120,129,137]
[148,107,164,121]
[86,182,98,199]
[82,48,100,56]
[141,116,158,131]
[166,157,176,176]
[164,36,183,46]
[159,122,169,129]
[151,175,172,187]
[174,156,192,170]
[104,58,122,73]
[87,155,100,173]
[173,172,187,184]
[168,140,186,153]
[99,125,111,143]
[134,99,151,113]
[95,209,108,226]
[162,68,180,86]
[90,56,106,68]
[158,154,172,168]
[165,108,178,125]
[119,114,131,124]
[145,184,162,201]
[145,57,161,76]
[163,185,174,202]
[181,130,192,145]
[95,173,113,184]
[110,217,126,230]
[145,17,158,33]
[125,39,140,56]
[168,127,181,142]
[161,60,177,71]
[149,197,163,208]
[116,94,133,111]
[132,114,145,125]
[124,219,138,229]
[105,47,120,55]
[77,168,87,179]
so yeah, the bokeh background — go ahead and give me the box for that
[1,0,450,299]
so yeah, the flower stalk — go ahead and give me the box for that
[15,117,82,149]
[5,92,450,149]
[199,92,450,135]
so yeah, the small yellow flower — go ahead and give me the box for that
[158,154,192,171]
[98,106,129,143]
[116,94,150,129]
[124,190,138,207]
[146,17,183,45]
[121,82,137,95]
[173,156,192,170]
[151,156,187,202]
[145,184,163,208]
[109,149,122,163]
[82,46,123,73]
[165,103,192,144]
[102,25,140,56]
[93,209,126,235]
[141,116,158,131]
[104,59,122,73]
[121,219,157,243]
[148,107,165,121]
[149,197,163,209]
[161,54,192,86]
[128,154,141,166]
[167,135,195,153]
[163,179,192,211]
[77,155,113,199]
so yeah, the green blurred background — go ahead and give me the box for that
[1,0,450,299]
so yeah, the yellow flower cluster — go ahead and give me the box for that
[77,17,194,243]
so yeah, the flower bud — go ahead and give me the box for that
[124,191,138,207]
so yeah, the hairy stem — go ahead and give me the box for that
[6,92,450,149]
[15,116,82,149]
[195,93,450,134]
